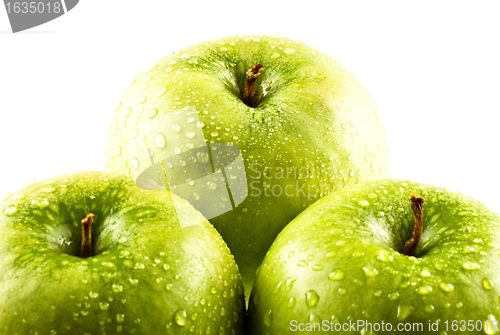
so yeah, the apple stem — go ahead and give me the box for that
[403,192,425,256]
[80,213,94,258]
[242,64,264,107]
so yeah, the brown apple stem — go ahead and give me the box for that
[403,192,425,256]
[80,213,94,258]
[242,64,264,107]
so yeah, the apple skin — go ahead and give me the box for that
[104,34,390,293]
[0,171,245,334]
[248,179,500,334]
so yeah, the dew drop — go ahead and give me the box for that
[112,284,123,293]
[483,278,494,291]
[148,108,158,119]
[130,158,139,170]
[172,123,182,133]
[157,87,168,97]
[363,266,378,277]
[424,305,435,313]
[155,133,166,149]
[174,309,187,326]
[4,205,18,216]
[485,315,498,335]
[297,260,308,267]
[305,290,319,307]
[328,270,345,281]
[358,200,369,207]
[416,286,432,295]
[115,314,125,323]
[397,305,413,321]
[263,310,273,327]
[462,261,480,270]
[388,292,400,300]
[420,269,431,277]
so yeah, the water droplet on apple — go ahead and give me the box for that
[263,310,273,326]
[297,260,308,267]
[116,313,125,323]
[39,187,55,193]
[130,158,139,170]
[288,297,296,307]
[305,290,319,307]
[99,302,110,311]
[112,284,123,293]
[4,205,18,216]
[328,270,345,281]
[157,87,168,97]
[485,315,498,334]
[186,131,196,139]
[148,108,158,119]
[416,286,432,295]
[420,269,431,277]
[397,305,413,321]
[154,133,166,149]
[31,198,49,209]
[284,48,295,55]
[207,182,217,190]
[174,147,182,155]
[388,292,399,300]
[483,278,494,291]
[425,305,435,314]
[173,309,187,326]
[358,200,369,207]
[462,261,481,270]
[172,123,182,133]
[89,292,99,299]
[284,278,295,292]
[362,266,378,277]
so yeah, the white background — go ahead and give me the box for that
[1,1,499,212]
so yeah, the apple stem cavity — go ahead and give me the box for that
[403,191,425,256]
[242,64,264,107]
[80,213,94,258]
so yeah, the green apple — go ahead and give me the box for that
[0,171,245,334]
[104,34,391,294]
[249,179,500,334]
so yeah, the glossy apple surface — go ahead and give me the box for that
[0,171,245,334]
[104,35,390,293]
[249,179,500,334]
